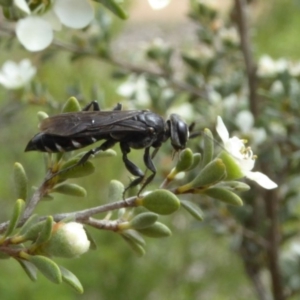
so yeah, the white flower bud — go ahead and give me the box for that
[43,222,90,258]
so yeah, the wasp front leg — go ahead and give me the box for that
[82,100,101,111]
[138,147,157,195]
[120,142,145,197]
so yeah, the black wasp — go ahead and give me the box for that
[25,101,189,194]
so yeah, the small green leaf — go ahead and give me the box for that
[137,222,172,238]
[59,160,95,180]
[34,216,53,246]
[216,181,250,192]
[201,129,214,168]
[94,0,128,19]
[84,229,97,250]
[22,219,50,241]
[175,148,194,172]
[60,265,84,294]
[0,0,13,7]
[121,232,146,257]
[13,162,28,201]
[18,259,37,281]
[61,97,81,113]
[181,200,204,221]
[187,153,201,170]
[121,230,145,247]
[108,180,124,202]
[18,215,39,236]
[180,158,226,191]
[204,187,243,206]
[137,190,180,215]
[5,199,25,237]
[27,255,62,284]
[129,212,158,230]
[51,183,87,197]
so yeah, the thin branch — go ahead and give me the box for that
[234,0,258,118]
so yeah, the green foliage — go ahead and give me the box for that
[1,0,299,299]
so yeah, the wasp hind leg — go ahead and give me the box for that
[46,139,116,182]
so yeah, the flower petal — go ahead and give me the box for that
[245,171,278,189]
[0,59,36,89]
[16,16,53,51]
[54,0,94,29]
[42,9,62,31]
[216,116,229,144]
[14,0,30,14]
[148,0,171,10]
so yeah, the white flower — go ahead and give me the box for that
[218,27,240,46]
[0,59,36,89]
[289,61,300,77]
[257,55,288,78]
[148,0,171,10]
[216,116,277,189]
[14,0,94,51]
[117,74,150,106]
[167,103,194,121]
[234,110,267,146]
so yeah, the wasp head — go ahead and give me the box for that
[166,114,189,151]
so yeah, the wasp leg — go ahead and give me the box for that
[113,103,122,111]
[46,139,116,181]
[138,147,157,195]
[120,143,145,197]
[82,100,101,111]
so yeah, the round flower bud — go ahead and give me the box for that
[43,222,90,258]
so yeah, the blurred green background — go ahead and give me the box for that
[0,0,298,299]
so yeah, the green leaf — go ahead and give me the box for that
[27,255,62,284]
[22,219,50,241]
[51,183,87,197]
[204,187,243,206]
[216,181,250,192]
[187,153,201,170]
[108,180,124,202]
[121,232,146,257]
[129,212,158,230]
[18,214,39,236]
[0,0,12,7]
[13,162,28,201]
[5,199,25,237]
[60,265,84,294]
[181,200,204,221]
[137,222,172,238]
[84,228,97,250]
[175,148,194,172]
[34,216,53,246]
[201,128,214,168]
[138,190,180,215]
[18,259,37,282]
[61,97,81,113]
[179,158,226,191]
[121,230,145,247]
[94,0,128,19]
[59,160,95,180]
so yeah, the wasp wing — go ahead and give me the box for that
[39,110,148,136]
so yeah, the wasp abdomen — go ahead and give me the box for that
[25,133,100,153]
